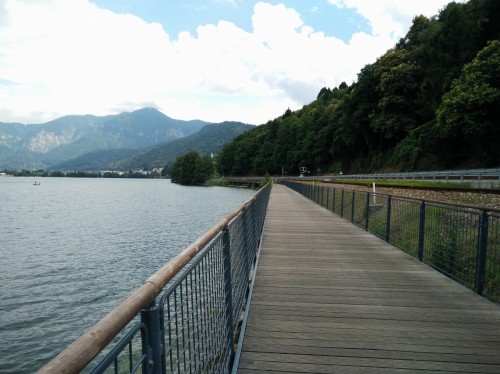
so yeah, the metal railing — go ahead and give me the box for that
[38,183,271,374]
[320,167,500,182]
[282,181,500,304]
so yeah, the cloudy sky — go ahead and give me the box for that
[0,0,459,125]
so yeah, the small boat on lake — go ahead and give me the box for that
[33,181,40,186]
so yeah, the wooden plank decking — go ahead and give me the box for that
[236,184,500,373]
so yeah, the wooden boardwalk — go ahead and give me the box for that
[236,184,500,373]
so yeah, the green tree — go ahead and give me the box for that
[437,40,500,165]
[259,171,272,188]
[371,48,421,141]
[170,152,214,185]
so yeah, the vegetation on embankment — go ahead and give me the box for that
[323,179,469,190]
[205,178,233,187]
[216,0,499,176]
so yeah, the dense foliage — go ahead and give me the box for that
[217,0,499,176]
[170,152,214,185]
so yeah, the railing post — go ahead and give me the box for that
[351,192,355,223]
[326,187,329,210]
[365,192,370,230]
[418,201,426,261]
[332,188,336,214]
[385,196,392,242]
[340,189,345,217]
[222,228,236,367]
[476,211,489,295]
[140,299,163,374]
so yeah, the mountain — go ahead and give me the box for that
[0,115,107,169]
[0,108,208,169]
[53,121,254,171]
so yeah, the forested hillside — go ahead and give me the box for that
[112,121,253,172]
[217,0,499,176]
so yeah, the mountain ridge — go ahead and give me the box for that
[52,121,254,171]
[0,108,211,169]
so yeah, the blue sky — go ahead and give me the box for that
[90,0,370,43]
[0,0,460,125]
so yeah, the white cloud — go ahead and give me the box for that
[328,0,465,39]
[248,2,393,102]
[1,0,177,122]
[0,0,444,125]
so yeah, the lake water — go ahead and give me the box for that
[0,177,254,373]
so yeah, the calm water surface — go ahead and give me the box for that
[0,177,254,373]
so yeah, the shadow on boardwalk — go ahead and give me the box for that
[236,184,500,373]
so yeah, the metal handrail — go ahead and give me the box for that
[38,183,271,374]
[314,167,500,181]
[284,167,499,181]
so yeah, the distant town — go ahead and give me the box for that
[0,168,165,179]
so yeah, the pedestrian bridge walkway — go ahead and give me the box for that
[235,184,500,373]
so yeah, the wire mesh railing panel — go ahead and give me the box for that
[324,187,333,212]
[352,191,369,229]
[157,183,270,374]
[484,213,500,303]
[342,190,354,222]
[321,186,329,208]
[313,186,320,204]
[367,195,389,241]
[422,204,480,289]
[227,210,251,335]
[333,188,342,216]
[90,323,147,374]
[389,198,421,258]
[161,237,229,373]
